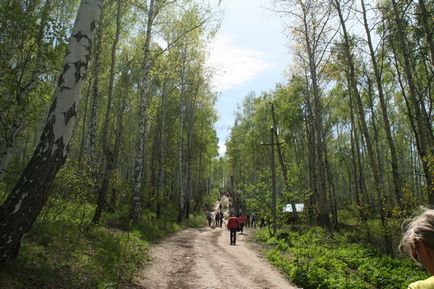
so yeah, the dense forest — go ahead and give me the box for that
[224,0,434,287]
[0,0,433,288]
[226,0,433,249]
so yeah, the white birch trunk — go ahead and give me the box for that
[130,0,155,222]
[0,0,103,264]
[178,98,185,221]
[177,56,188,221]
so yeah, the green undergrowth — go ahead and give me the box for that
[0,200,206,289]
[126,206,206,243]
[256,227,428,289]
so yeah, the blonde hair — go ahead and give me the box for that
[399,207,434,262]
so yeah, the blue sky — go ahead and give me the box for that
[207,0,290,156]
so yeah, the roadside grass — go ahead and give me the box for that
[0,164,210,289]
[256,226,428,289]
[0,200,207,289]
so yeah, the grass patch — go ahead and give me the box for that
[0,213,149,289]
[0,200,207,289]
[256,227,428,289]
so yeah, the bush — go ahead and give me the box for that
[0,205,150,289]
[258,227,428,289]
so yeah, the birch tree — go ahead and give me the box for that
[333,0,392,253]
[360,0,403,204]
[130,0,156,223]
[388,0,434,203]
[0,0,103,263]
[93,0,123,224]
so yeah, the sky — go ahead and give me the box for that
[207,0,290,156]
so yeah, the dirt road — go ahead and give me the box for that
[131,225,297,289]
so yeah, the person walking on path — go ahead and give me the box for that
[215,210,221,227]
[227,213,239,245]
[251,212,257,228]
[219,211,224,227]
[400,207,434,289]
[206,210,212,227]
[238,213,246,234]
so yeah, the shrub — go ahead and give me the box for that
[258,227,427,289]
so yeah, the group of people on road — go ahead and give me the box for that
[208,201,434,288]
[214,210,224,227]
[205,202,224,228]
[205,203,259,246]
[206,210,223,227]
[226,212,251,245]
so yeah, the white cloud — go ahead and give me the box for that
[207,34,273,92]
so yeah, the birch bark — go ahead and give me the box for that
[130,0,155,223]
[0,0,103,264]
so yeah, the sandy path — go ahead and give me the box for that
[131,225,297,289]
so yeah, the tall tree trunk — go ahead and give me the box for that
[297,1,331,228]
[390,0,434,204]
[89,12,104,182]
[0,0,103,264]
[304,99,317,225]
[177,95,185,222]
[184,82,199,219]
[155,83,169,218]
[349,86,367,225]
[148,111,160,210]
[110,69,129,210]
[324,142,338,230]
[361,0,403,204]
[130,0,156,223]
[177,71,187,222]
[347,69,369,227]
[185,123,193,219]
[418,0,434,65]
[93,0,122,224]
[334,0,392,254]
[366,76,385,194]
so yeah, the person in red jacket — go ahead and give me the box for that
[227,213,239,245]
[238,213,247,234]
